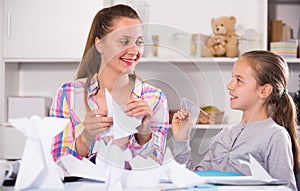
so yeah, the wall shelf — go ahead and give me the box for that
[3,58,81,63]
[285,58,300,64]
[169,124,231,130]
[141,57,238,64]
[141,57,300,64]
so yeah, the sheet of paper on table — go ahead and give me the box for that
[203,154,288,186]
[60,142,206,190]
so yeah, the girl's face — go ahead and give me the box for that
[98,17,144,75]
[227,57,260,111]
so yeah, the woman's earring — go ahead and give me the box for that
[96,43,103,54]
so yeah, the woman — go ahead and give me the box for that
[50,4,169,167]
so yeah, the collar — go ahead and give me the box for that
[131,77,143,98]
[87,73,144,99]
[87,73,100,97]
[239,117,273,128]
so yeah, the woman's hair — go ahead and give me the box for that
[242,50,299,173]
[74,4,141,110]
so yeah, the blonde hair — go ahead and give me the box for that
[242,50,299,173]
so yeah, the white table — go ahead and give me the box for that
[2,180,291,191]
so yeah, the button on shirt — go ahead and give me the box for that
[50,73,169,165]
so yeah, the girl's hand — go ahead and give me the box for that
[172,110,192,141]
[124,98,152,144]
[82,109,113,145]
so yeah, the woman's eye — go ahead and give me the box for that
[120,40,129,45]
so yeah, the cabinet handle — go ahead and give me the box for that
[7,12,11,38]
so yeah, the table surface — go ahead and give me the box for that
[1,180,292,191]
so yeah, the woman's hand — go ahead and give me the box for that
[124,98,152,145]
[172,110,192,141]
[82,109,113,145]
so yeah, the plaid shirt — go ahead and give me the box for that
[50,74,169,165]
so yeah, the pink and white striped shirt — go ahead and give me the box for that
[50,73,169,165]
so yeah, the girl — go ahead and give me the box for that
[172,50,299,190]
[50,4,169,167]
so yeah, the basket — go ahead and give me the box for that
[169,110,224,124]
[197,111,224,124]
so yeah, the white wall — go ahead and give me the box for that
[146,0,265,34]
[268,2,300,39]
[0,0,4,158]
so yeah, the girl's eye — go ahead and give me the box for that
[136,40,144,46]
[236,78,242,83]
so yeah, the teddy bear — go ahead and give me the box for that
[203,34,226,57]
[202,16,238,58]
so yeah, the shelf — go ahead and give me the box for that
[5,56,298,65]
[168,124,231,130]
[3,58,81,63]
[170,124,300,130]
[269,0,300,4]
[141,57,238,64]
[285,58,300,63]
[141,57,300,64]
[194,124,230,129]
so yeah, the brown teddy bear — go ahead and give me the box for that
[202,16,238,58]
[203,35,226,57]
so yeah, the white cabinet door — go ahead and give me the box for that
[3,0,103,59]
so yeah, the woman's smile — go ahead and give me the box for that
[120,57,136,66]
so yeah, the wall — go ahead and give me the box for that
[136,61,243,124]
[0,0,3,158]
[268,1,300,93]
[17,62,78,98]
[1,0,300,160]
[146,0,265,34]
[268,1,300,39]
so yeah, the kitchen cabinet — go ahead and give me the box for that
[3,0,103,59]
[1,0,300,159]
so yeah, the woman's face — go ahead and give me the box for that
[226,57,260,112]
[98,17,144,75]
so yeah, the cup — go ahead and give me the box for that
[0,160,13,185]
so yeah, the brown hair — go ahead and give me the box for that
[242,50,299,173]
[74,4,141,110]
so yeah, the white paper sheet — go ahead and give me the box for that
[204,154,288,186]
[181,97,200,125]
[61,141,205,190]
[9,116,69,190]
[103,88,141,139]
[163,148,205,187]
[60,155,106,182]
[239,154,276,182]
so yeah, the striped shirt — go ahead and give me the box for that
[50,73,169,165]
